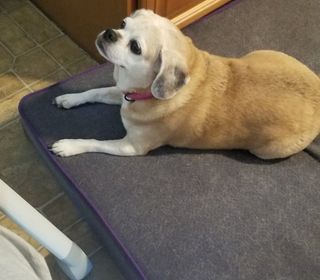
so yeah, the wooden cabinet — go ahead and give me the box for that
[32,0,231,61]
[139,0,231,28]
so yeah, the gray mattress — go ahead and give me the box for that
[19,0,320,279]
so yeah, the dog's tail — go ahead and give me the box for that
[305,141,320,161]
[305,70,320,158]
[303,74,320,160]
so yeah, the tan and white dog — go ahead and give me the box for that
[52,9,320,159]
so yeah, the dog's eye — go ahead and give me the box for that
[130,40,141,55]
[120,20,126,29]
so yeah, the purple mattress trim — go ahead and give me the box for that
[18,63,147,280]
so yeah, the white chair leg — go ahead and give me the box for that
[0,179,92,280]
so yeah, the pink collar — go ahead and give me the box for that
[124,91,153,102]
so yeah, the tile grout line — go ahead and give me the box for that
[2,31,64,68]
[3,65,69,97]
[25,67,70,89]
[2,51,91,93]
[0,13,38,56]
[0,50,95,105]
[37,240,103,257]
[0,7,59,72]
[4,5,72,78]
[12,69,33,89]
[0,66,31,102]
[8,9,89,77]
[3,0,63,37]
[67,217,84,229]
[40,47,73,76]
[0,73,33,100]
[88,245,104,258]
[40,33,65,46]
[5,4,87,67]
[0,116,20,130]
[39,42,94,76]
[0,1,29,15]
[0,39,16,58]
[4,9,39,46]
[58,215,84,233]
[2,31,64,71]
[37,192,65,211]
[1,3,95,89]
[0,43,90,88]
[0,85,32,105]
[62,217,84,233]
[36,244,45,253]
[25,0,64,35]
[2,10,64,89]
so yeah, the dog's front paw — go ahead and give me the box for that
[53,94,80,109]
[51,139,88,157]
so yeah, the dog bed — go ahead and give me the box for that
[19,0,320,279]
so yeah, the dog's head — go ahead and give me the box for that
[95,9,193,100]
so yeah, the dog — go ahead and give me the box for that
[51,9,320,159]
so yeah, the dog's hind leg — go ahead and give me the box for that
[249,135,315,159]
[53,86,123,109]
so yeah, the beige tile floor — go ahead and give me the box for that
[0,1,124,279]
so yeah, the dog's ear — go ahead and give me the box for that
[151,49,188,100]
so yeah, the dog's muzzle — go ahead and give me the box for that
[103,29,118,43]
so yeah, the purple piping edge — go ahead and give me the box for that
[18,62,148,280]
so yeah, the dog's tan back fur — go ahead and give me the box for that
[122,41,320,159]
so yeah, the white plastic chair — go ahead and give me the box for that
[0,179,92,280]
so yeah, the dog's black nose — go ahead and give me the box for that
[103,29,117,43]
